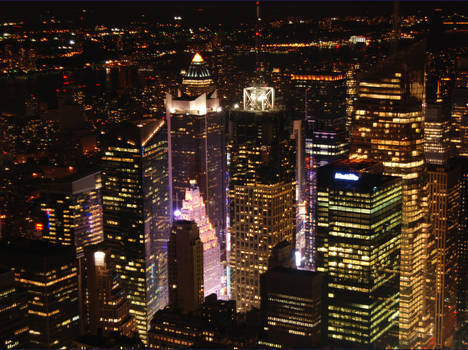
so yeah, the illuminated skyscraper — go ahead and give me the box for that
[100,119,169,343]
[424,104,452,165]
[166,53,226,268]
[428,160,460,348]
[0,239,79,348]
[168,220,204,314]
[177,182,223,298]
[39,171,104,257]
[83,244,136,338]
[457,158,468,347]
[316,163,402,347]
[452,88,468,157]
[228,86,296,312]
[181,52,216,97]
[0,269,29,349]
[349,43,432,348]
[293,73,349,270]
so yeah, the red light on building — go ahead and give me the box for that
[35,223,44,231]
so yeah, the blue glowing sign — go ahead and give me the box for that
[334,172,360,181]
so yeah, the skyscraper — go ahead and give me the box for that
[428,160,460,348]
[349,43,432,348]
[424,104,452,165]
[83,244,136,338]
[39,171,104,257]
[0,269,29,349]
[100,119,169,343]
[0,239,79,348]
[177,182,223,298]
[168,220,204,314]
[228,86,296,312]
[293,73,349,271]
[316,163,402,347]
[259,268,324,349]
[165,53,226,268]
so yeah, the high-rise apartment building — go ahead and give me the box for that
[0,269,29,349]
[40,171,104,257]
[0,239,79,348]
[349,43,432,348]
[428,160,460,348]
[83,244,136,338]
[316,163,402,347]
[177,182,223,298]
[100,119,169,343]
[168,220,204,314]
[165,53,226,266]
[228,86,296,312]
[452,88,468,157]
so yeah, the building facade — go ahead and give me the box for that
[349,44,432,348]
[168,220,204,314]
[228,87,296,312]
[316,164,402,347]
[100,119,169,343]
[177,183,223,298]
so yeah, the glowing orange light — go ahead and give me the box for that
[35,223,44,231]
[192,52,204,63]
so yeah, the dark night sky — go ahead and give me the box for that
[0,1,466,24]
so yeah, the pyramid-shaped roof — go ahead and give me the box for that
[184,52,212,80]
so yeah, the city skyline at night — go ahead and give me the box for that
[0,1,467,349]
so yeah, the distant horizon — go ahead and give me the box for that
[1,1,466,24]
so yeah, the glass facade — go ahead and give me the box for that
[100,119,169,344]
[316,166,402,347]
[349,44,432,347]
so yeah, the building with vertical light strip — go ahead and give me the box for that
[100,119,169,344]
[291,73,349,271]
[165,53,226,272]
[349,43,432,348]
[177,182,223,298]
[228,86,296,313]
[316,163,402,347]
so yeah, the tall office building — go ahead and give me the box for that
[0,239,79,348]
[177,182,223,298]
[349,43,432,348]
[452,88,468,157]
[83,244,136,337]
[166,53,226,266]
[39,171,104,257]
[0,269,29,349]
[292,73,349,270]
[259,268,324,349]
[228,86,296,312]
[168,220,204,314]
[316,163,402,347]
[100,119,169,343]
[428,160,460,348]
[456,158,468,347]
[424,104,452,165]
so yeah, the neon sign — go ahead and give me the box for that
[334,172,360,181]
